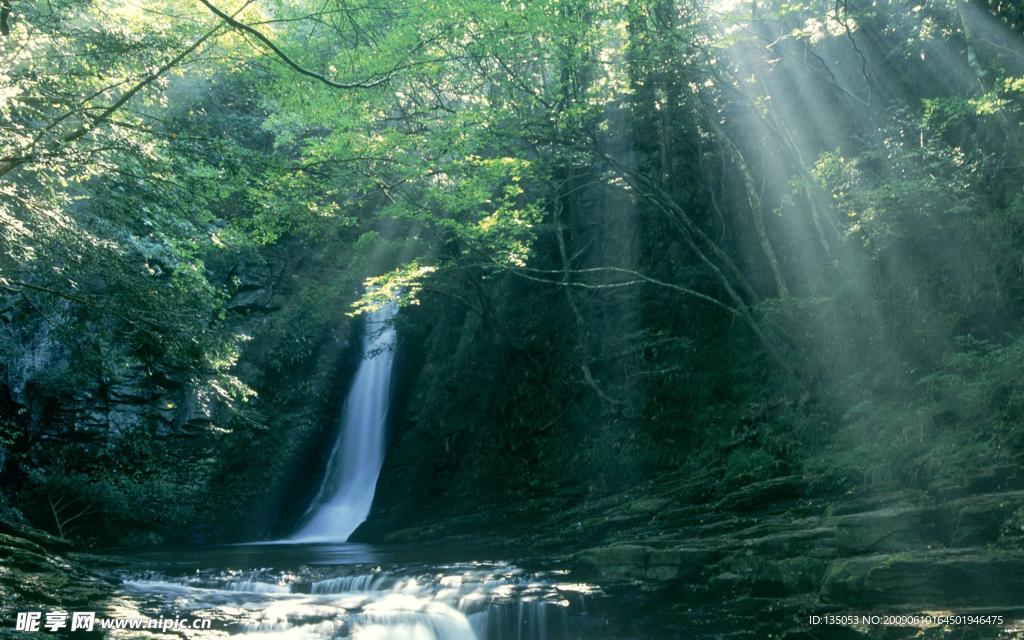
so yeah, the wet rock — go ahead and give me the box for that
[740,526,838,559]
[675,547,721,581]
[626,498,669,515]
[572,545,719,582]
[106,405,147,436]
[935,491,1024,547]
[174,384,232,435]
[776,556,826,594]
[106,382,151,405]
[0,521,73,553]
[823,507,937,555]
[0,544,54,572]
[227,255,276,313]
[228,287,277,313]
[723,553,782,594]
[965,465,1021,494]
[644,549,682,581]
[73,407,109,438]
[709,570,744,588]
[721,476,807,511]
[0,522,113,626]
[150,364,185,391]
[820,549,1024,607]
[573,545,648,581]
[230,255,273,291]
[719,551,827,596]
[6,323,67,406]
[0,534,46,557]
[824,491,919,516]
[932,466,1023,502]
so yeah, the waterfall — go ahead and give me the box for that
[292,301,398,542]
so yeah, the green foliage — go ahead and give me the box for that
[808,335,1024,488]
[921,336,1024,452]
[4,0,1024,545]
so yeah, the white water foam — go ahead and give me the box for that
[119,565,595,640]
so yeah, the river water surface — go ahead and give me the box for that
[98,542,615,640]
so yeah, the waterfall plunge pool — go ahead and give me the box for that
[94,542,616,640]
[89,540,949,639]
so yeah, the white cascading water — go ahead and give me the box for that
[117,564,597,640]
[292,301,399,542]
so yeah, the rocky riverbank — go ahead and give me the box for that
[356,463,1024,638]
[3,461,1024,639]
[0,522,116,639]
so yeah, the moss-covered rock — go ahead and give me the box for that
[0,522,73,553]
[0,522,113,627]
[820,549,1024,607]
[720,476,807,511]
[571,544,722,583]
[935,491,1024,547]
[823,507,938,555]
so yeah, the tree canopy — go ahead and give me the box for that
[4,0,1024,543]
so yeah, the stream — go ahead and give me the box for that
[87,540,1024,640]
[95,542,617,640]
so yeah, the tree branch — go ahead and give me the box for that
[196,0,417,90]
[0,2,254,179]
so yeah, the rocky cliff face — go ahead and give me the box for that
[354,283,584,543]
[2,253,283,452]
[0,243,364,546]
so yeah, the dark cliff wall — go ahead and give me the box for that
[0,238,367,546]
